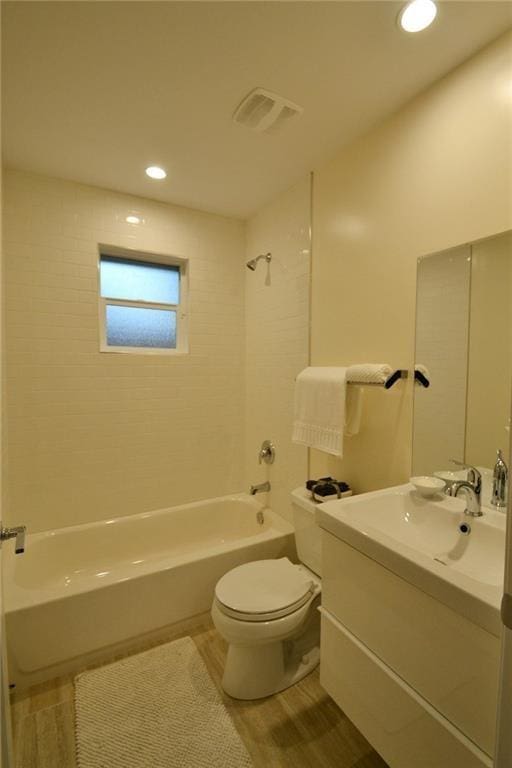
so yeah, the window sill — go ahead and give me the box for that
[99,345,189,356]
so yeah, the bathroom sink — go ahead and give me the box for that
[316,484,506,634]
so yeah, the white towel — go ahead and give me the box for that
[346,363,392,385]
[345,386,363,437]
[292,367,347,456]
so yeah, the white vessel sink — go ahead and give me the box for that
[316,484,506,634]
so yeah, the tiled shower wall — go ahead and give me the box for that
[244,177,310,524]
[3,170,311,533]
[3,170,245,532]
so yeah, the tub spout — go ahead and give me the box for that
[0,524,26,554]
[250,481,271,495]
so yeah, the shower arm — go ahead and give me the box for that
[247,252,272,270]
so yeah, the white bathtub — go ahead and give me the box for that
[5,493,295,688]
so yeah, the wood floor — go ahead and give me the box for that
[11,617,389,768]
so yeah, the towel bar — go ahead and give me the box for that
[294,369,409,389]
[414,369,430,388]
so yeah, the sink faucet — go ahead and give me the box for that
[448,481,483,517]
[450,459,482,496]
[250,481,271,495]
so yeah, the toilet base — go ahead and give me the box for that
[222,639,320,700]
[221,608,320,700]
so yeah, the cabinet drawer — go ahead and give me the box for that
[320,609,492,768]
[322,531,499,755]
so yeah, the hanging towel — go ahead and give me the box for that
[346,363,392,385]
[345,386,363,437]
[292,367,347,456]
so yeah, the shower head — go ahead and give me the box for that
[246,252,272,271]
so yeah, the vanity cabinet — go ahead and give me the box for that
[320,530,500,768]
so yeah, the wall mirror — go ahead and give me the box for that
[412,229,512,488]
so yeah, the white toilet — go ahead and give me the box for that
[211,488,321,700]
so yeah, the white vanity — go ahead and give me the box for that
[316,484,505,768]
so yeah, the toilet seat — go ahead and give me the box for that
[215,558,318,622]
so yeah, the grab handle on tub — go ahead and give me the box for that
[0,524,26,554]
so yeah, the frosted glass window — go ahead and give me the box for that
[106,305,176,348]
[99,250,187,354]
[100,256,179,304]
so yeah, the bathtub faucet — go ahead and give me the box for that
[250,481,271,496]
[0,523,26,554]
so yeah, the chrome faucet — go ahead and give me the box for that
[450,459,482,496]
[250,481,271,495]
[447,459,482,516]
[448,481,482,517]
[0,524,26,554]
[258,440,275,465]
[491,449,508,509]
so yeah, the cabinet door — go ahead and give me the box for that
[321,609,491,768]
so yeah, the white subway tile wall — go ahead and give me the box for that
[244,177,310,524]
[4,170,245,532]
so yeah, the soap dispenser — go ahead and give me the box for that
[491,449,508,509]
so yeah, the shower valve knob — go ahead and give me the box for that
[258,440,275,465]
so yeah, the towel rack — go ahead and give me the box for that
[414,369,430,388]
[348,369,408,390]
[294,369,409,389]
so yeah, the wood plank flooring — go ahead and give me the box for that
[11,617,388,768]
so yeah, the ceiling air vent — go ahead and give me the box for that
[233,88,303,134]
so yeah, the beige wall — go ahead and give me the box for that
[3,171,246,533]
[244,177,310,524]
[466,229,512,468]
[311,31,512,493]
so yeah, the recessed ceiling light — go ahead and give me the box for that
[145,166,167,180]
[399,0,437,33]
[126,215,141,225]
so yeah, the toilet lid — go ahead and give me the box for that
[215,558,315,617]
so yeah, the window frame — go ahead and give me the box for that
[98,244,189,355]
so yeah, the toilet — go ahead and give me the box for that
[211,488,321,700]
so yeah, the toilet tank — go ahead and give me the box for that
[291,488,322,577]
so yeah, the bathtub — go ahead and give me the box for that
[5,493,295,689]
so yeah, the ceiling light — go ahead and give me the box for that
[145,166,167,180]
[399,0,437,33]
[126,215,141,225]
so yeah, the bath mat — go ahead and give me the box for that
[75,636,252,768]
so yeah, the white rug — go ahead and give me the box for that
[75,636,252,768]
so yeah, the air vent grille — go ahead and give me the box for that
[233,88,303,133]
